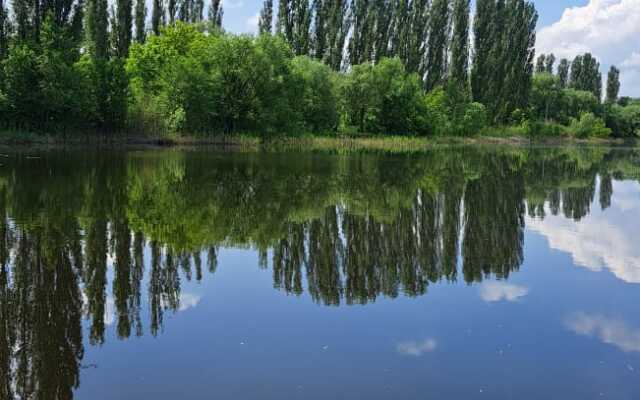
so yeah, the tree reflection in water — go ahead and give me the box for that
[0,146,637,398]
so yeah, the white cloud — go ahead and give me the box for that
[396,338,437,356]
[479,281,529,302]
[621,52,640,68]
[565,312,640,352]
[527,182,640,284]
[537,0,640,96]
[223,0,244,9]
[246,13,260,33]
[178,293,202,311]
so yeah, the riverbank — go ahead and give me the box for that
[0,130,636,152]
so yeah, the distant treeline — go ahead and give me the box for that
[0,0,638,137]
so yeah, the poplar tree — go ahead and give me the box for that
[535,54,545,73]
[312,0,327,56]
[606,66,620,103]
[544,53,555,73]
[371,0,395,62]
[486,0,505,113]
[348,0,374,65]
[450,0,470,86]
[86,0,109,59]
[258,0,273,34]
[135,0,146,42]
[395,0,430,76]
[152,0,164,35]
[168,0,177,24]
[0,0,8,61]
[277,0,310,55]
[324,0,349,70]
[425,0,451,91]
[193,0,204,21]
[116,0,133,57]
[499,0,537,121]
[471,0,495,105]
[570,53,601,100]
[557,58,569,88]
[13,0,33,40]
[208,0,223,28]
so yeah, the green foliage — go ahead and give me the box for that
[424,85,488,136]
[530,72,561,121]
[290,56,339,133]
[559,89,600,123]
[605,103,640,138]
[341,58,428,135]
[567,112,611,138]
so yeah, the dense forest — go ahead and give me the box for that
[0,0,639,138]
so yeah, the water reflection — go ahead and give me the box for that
[0,146,638,398]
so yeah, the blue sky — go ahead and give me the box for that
[218,0,640,96]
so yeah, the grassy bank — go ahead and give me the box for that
[1,129,636,153]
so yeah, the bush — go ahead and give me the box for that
[605,104,640,138]
[290,56,339,134]
[341,58,428,135]
[567,112,611,138]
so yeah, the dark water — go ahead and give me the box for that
[0,146,639,400]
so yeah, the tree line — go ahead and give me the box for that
[0,0,637,137]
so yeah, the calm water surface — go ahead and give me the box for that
[1,146,639,399]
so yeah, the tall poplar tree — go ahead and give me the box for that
[557,58,569,88]
[471,0,495,105]
[535,54,545,73]
[544,53,555,73]
[499,0,537,121]
[258,0,273,34]
[450,0,470,86]
[570,53,601,100]
[348,0,374,65]
[606,66,620,103]
[277,0,311,55]
[371,0,395,62]
[324,0,349,69]
[13,0,34,40]
[208,0,223,28]
[151,0,164,35]
[425,0,450,91]
[135,0,146,42]
[0,0,8,61]
[168,0,177,24]
[116,0,133,57]
[86,0,109,59]
[312,0,327,57]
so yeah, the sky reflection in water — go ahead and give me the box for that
[0,146,639,399]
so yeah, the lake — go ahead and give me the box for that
[1,145,639,399]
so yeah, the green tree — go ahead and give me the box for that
[425,0,450,91]
[115,0,133,57]
[606,65,620,104]
[208,0,223,28]
[290,56,339,132]
[449,0,470,87]
[557,58,569,88]
[544,53,555,73]
[135,0,147,42]
[470,0,495,105]
[535,54,545,74]
[152,0,165,35]
[342,58,428,135]
[0,0,7,61]
[348,0,374,65]
[259,0,273,34]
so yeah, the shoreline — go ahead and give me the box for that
[0,132,637,151]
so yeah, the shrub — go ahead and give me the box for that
[567,112,611,138]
